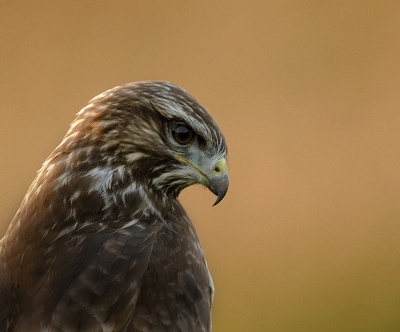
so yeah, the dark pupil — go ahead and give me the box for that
[173,124,193,144]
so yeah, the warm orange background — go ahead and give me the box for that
[1,2,400,331]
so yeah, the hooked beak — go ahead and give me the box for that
[206,157,229,206]
[175,154,229,206]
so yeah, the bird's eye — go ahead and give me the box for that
[172,124,194,145]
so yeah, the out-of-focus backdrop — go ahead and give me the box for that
[1,2,400,331]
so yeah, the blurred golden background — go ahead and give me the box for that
[1,1,400,331]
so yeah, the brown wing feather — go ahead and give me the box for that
[8,222,161,331]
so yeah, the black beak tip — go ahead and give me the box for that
[212,189,227,206]
[207,173,228,207]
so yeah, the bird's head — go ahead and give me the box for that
[60,81,228,206]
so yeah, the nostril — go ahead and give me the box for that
[214,166,220,173]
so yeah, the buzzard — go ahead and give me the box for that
[0,81,228,332]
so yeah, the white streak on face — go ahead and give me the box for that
[126,152,145,163]
[151,169,186,189]
[151,165,165,172]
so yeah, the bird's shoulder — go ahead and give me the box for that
[2,217,163,331]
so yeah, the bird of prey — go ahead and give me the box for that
[0,81,228,332]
